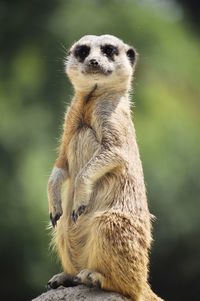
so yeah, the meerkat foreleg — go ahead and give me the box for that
[48,165,68,226]
[71,146,123,222]
[48,109,70,227]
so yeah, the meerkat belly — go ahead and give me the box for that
[67,126,100,179]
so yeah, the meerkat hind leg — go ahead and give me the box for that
[47,272,78,290]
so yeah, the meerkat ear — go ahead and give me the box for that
[126,47,137,66]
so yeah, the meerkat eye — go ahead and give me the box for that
[74,45,90,61]
[101,44,118,59]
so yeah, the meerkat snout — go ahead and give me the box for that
[66,34,137,92]
[85,57,112,76]
[89,59,99,66]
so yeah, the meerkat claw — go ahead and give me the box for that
[47,272,80,290]
[71,211,78,223]
[50,212,62,227]
[77,205,87,215]
[71,205,87,223]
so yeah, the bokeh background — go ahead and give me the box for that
[0,0,200,300]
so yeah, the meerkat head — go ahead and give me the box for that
[65,35,137,93]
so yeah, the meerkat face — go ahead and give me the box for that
[66,35,137,92]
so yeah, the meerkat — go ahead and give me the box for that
[47,34,164,301]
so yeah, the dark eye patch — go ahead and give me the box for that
[74,44,90,62]
[101,44,119,60]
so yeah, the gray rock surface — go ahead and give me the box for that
[32,285,131,301]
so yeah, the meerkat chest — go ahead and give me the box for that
[67,122,100,177]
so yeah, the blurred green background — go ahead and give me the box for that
[0,0,199,300]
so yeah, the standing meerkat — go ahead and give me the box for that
[47,34,164,301]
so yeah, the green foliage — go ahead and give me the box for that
[0,0,199,300]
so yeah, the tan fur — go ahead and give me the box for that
[48,35,164,301]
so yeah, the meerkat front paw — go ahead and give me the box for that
[49,205,63,227]
[71,205,87,223]
[48,166,67,227]
[71,173,92,222]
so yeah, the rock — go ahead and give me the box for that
[32,285,131,301]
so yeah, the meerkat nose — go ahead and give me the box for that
[89,59,99,66]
